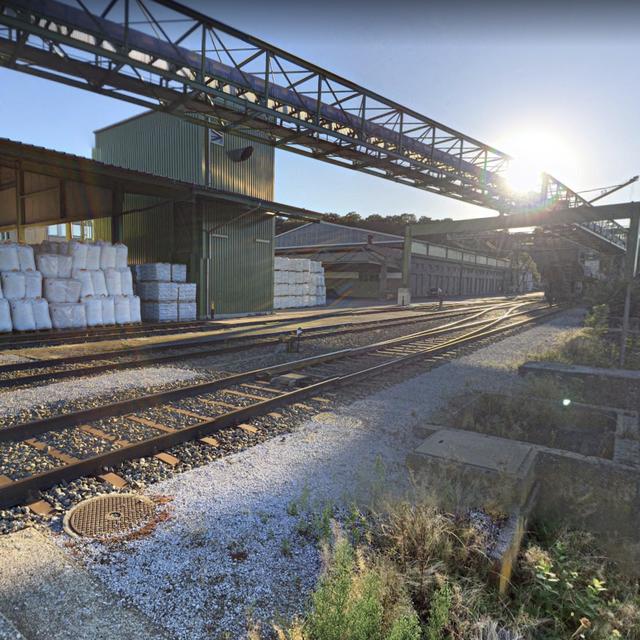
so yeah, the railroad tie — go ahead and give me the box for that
[125,415,177,433]
[97,472,128,489]
[26,499,55,517]
[199,398,239,411]
[0,474,12,488]
[226,389,271,402]
[24,439,80,465]
[240,382,282,394]
[165,406,215,422]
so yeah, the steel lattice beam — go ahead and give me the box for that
[0,0,627,249]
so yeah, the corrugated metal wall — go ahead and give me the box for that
[93,111,274,199]
[93,196,174,263]
[201,200,274,316]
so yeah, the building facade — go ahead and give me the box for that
[276,221,509,300]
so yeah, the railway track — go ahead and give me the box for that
[0,301,558,509]
[0,297,505,350]
[0,301,520,389]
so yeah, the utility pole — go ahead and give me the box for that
[620,210,640,366]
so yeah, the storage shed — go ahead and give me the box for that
[92,111,278,316]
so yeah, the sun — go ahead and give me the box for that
[500,129,573,195]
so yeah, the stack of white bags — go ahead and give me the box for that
[34,240,141,329]
[0,242,50,332]
[274,257,326,309]
[133,263,196,322]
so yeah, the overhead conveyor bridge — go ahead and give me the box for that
[0,0,628,250]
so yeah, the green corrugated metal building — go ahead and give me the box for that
[92,111,276,317]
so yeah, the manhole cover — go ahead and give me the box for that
[63,493,156,539]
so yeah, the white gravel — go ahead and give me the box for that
[67,310,584,639]
[0,367,200,421]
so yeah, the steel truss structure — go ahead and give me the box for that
[0,0,627,249]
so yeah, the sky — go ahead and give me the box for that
[1,0,639,221]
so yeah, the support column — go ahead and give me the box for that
[399,225,412,305]
[110,187,124,243]
[620,210,640,366]
[14,163,25,242]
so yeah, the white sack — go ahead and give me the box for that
[85,243,101,271]
[10,299,35,331]
[90,270,108,297]
[129,295,141,323]
[17,244,35,271]
[0,244,19,272]
[57,255,72,279]
[44,278,81,303]
[50,302,86,329]
[177,283,196,302]
[274,257,289,270]
[67,241,88,270]
[24,271,42,298]
[105,268,123,296]
[114,243,128,269]
[32,298,52,330]
[114,294,131,325]
[120,268,134,296]
[171,263,187,282]
[82,297,103,327]
[98,241,117,270]
[72,269,94,298]
[36,253,59,278]
[101,296,116,325]
[1,271,26,300]
[0,299,11,332]
[136,281,178,301]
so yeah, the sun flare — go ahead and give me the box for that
[501,129,573,195]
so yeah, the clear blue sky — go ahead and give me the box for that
[1,0,638,220]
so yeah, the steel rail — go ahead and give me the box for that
[0,303,518,442]
[0,302,519,384]
[0,303,559,509]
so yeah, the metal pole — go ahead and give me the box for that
[402,225,412,289]
[620,210,640,367]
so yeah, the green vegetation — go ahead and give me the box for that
[269,501,640,640]
[535,304,640,370]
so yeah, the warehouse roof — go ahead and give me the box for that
[0,138,323,230]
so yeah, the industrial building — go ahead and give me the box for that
[276,221,510,300]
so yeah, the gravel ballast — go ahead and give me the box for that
[60,309,585,639]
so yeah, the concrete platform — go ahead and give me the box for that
[0,529,169,640]
[520,360,640,381]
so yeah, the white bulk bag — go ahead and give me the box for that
[0,277,3,298]
[101,296,116,325]
[32,298,52,330]
[90,270,108,297]
[141,302,178,322]
[24,271,42,298]
[1,271,26,300]
[57,254,72,279]
[120,268,134,295]
[0,243,19,272]
[72,269,94,298]
[85,243,101,270]
[129,295,141,323]
[36,253,59,278]
[17,244,36,271]
[44,278,81,303]
[83,296,103,327]
[0,299,11,332]
[105,268,123,296]
[114,243,128,269]
[10,299,35,331]
[114,294,131,325]
[50,303,86,329]
[171,263,187,282]
[98,241,116,270]
[67,241,88,270]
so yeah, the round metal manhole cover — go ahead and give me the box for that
[63,493,156,539]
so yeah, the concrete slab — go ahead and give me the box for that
[520,360,640,381]
[414,429,537,477]
[0,528,170,640]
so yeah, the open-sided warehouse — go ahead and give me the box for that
[0,137,320,319]
[276,221,509,299]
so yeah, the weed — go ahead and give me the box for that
[425,583,453,640]
[281,538,293,558]
[287,500,299,517]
